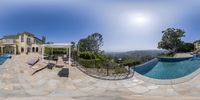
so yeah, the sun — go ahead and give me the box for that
[122,12,156,35]
[123,12,156,32]
[125,13,151,27]
[134,16,148,25]
[131,14,149,26]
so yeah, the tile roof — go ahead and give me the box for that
[194,40,200,43]
[1,35,18,39]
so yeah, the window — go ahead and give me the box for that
[21,47,24,53]
[21,35,24,42]
[32,47,35,52]
[35,39,39,44]
[36,47,39,52]
[27,38,31,45]
[197,43,200,47]
[33,39,36,44]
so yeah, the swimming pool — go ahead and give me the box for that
[134,57,200,79]
[0,55,10,65]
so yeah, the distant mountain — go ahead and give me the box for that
[105,50,167,58]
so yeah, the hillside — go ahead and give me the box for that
[106,50,166,58]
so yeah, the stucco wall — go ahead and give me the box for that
[17,34,42,54]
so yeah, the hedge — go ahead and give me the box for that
[79,51,95,59]
[79,58,102,68]
[45,47,68,54]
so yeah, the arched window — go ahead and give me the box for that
[32,47,35,52]
[21,47,24,53]
[36,47,39,52]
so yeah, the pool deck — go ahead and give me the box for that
[174,53,193,58]
[1,53,200,100]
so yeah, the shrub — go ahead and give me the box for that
[123,60,141,67]
[177,42,194,52]
[158,52,174,58]
[114,67,128,74]
[45,47,67,55]
[79,51,95,59]
[44,47,51,55]
[79,58,102,68]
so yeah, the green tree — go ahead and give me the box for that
[42,36,46,44]
[88,33,103,54]
[78,32,103,54]
[70,41,77,60]
[158,28,185,53]
[78,38,90,51]
[177,42,194,52]
[70,41,76,50]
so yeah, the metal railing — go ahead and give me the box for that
[75,59,134,80]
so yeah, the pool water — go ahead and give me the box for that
[134,58,200,79]
[0,55,9,65]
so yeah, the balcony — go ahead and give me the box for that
[1,39,17,44]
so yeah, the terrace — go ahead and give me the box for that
[0,53,199,100]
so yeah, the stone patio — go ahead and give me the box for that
[0,53,200,100]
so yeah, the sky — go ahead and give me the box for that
[0,0,200,52]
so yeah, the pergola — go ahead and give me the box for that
[41,43,72,65]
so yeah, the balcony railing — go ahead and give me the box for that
[1,39,17,44]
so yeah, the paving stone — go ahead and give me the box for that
[0,54,200,99]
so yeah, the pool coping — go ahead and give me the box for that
[0,57,10,67]
[133,58,200,85]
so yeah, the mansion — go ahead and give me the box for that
[194,40,200,50]
[0,32,43,54]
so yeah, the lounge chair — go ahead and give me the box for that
[31,62,48,75]
[62,54,68,61]
[71,62,77,67]
[56,56,65,67]
[53,55,58,61]
[27,58,39,66]
[43,54,49,60]
[47,63,55,69]
[58,68,69,77]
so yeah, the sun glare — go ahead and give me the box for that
[123,12,157,35]
[131,14,149,26]
[134,16,148,24]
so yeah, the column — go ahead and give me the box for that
[1,47,4,54]
[42,46,44,61]
[66,48,68,56]
[14,46,17,55]
[68,46,71,65]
